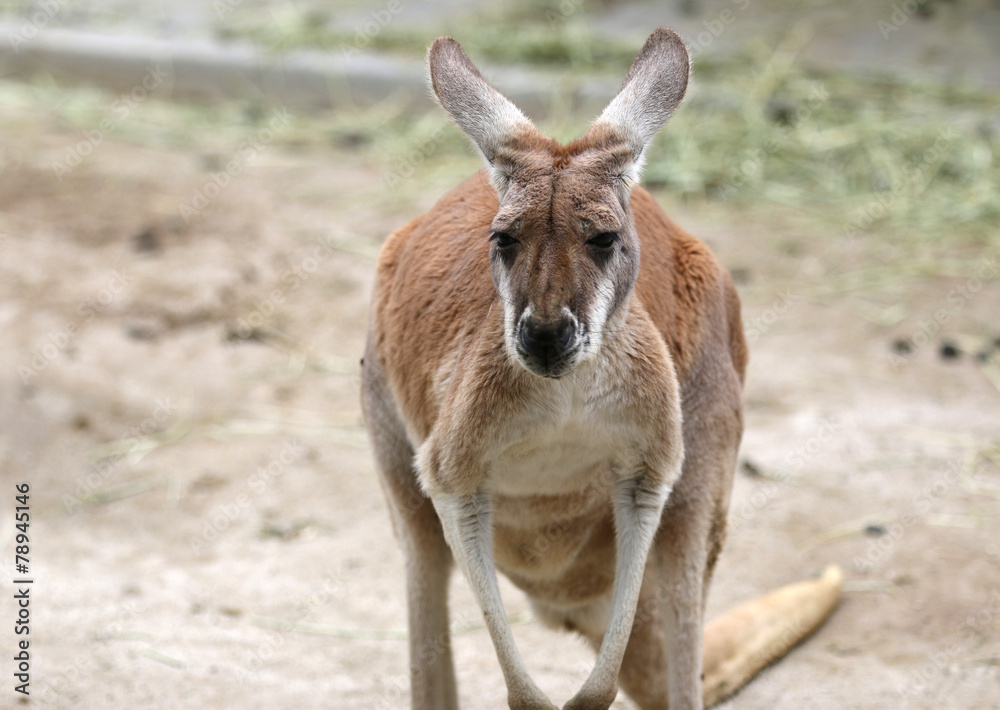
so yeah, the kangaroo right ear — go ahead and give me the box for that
[588,28,690,189]
[428,37,539,195]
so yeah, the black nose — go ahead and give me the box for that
[519,316,576,360]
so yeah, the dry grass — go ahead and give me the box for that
[218,4,999,252]
[3,17,996,268]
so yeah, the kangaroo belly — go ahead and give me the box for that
[491,487,618,608]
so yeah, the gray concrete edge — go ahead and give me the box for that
[0,23,618,118]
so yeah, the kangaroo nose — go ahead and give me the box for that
[519,316,576,357]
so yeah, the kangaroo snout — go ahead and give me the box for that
[516,310,579,377]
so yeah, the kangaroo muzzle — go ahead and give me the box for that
[514,310,581,377]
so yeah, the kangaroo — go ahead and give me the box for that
[361,28,842,710]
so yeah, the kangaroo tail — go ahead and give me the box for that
[702,564,844,707]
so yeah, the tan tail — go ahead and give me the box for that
[702,565,844,707]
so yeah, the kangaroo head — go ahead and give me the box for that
[428,29,689,378]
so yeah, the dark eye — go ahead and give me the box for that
[492,231,518,249]
[588,232,618,249]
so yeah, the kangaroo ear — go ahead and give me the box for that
[428,37,539,195]
[588,28,690,187]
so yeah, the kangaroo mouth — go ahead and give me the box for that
[515,344,581,378]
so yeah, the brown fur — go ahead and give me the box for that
[361,29,837,710]
[371,166,744,563]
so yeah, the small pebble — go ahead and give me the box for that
[765,97,796,126]
[125,323,158,340]
[864,523,887,537]
[336,130,369,149]
[133,226,161,253]
[939,341,960,360]
[729,267,752,286]
[892,338,914,355]
[225,325,265,343]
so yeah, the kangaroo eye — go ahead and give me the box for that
[588,232,618,249]
[492,232,518,248]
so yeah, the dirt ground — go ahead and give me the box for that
[0,89,998,710]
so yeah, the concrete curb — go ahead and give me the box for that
[0,23,618,117]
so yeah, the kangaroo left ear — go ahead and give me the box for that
[428,37,544,196]
[585,28,690,189]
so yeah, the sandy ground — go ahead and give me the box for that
[0,92,998,710]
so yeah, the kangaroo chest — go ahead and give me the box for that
[489,410,625,499]
[486,366,641,507]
